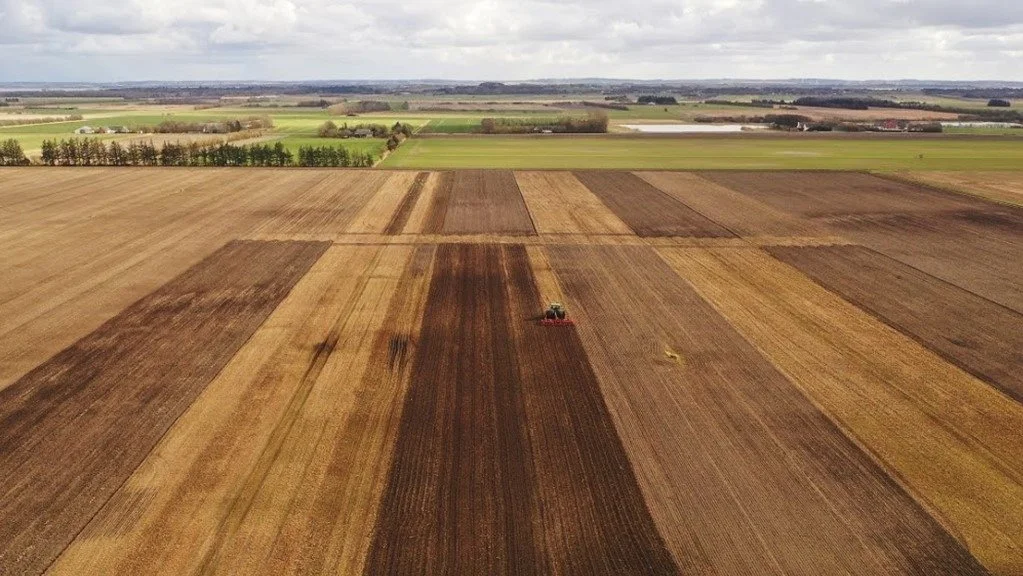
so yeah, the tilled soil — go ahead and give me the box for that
[3,167,1020,576]
[0,240,328,576]
[667,246,1023,573]
[574,171,734,237]
[438,170,537,235]
[698,171,982,218]
[548,244,987,575]
[769,244,1023,402]
[697,171,1023,312]
[365,244,677,575]
[516,171,634,235]
[384,171,430,234]
[636,171,828,237]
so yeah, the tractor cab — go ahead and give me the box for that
[540,302,574,326]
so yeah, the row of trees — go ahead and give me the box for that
[318,121,413,154]
[327,100,392,114]
[0,114,83,127]
[317,121,413,139]
[296,145,375,167]
[0,139,29,166]
[479,112,609,134]
[37,138,375,167]
[139,116,273,134]
[637,95,678,105]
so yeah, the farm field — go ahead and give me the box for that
[0,167,1021,575]
[893,171,1023,207]
[381,135,1023,170]
[0,105,428,160]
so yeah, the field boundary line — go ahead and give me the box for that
[658,246,1023,565]
[41,239,333,574]
[767,245,1023,409]
[652,246,971,544]
[871,171,1023,210]
[634,170,745,239]
[857,244,1023,318]
[193,246,391,575]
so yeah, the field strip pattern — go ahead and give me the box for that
[768,244,1023,402]
[635,171,831,237]
[884,171,1023,209]
[366,244,678,575]
[400,171,445,233]
[246,171,391,239]
[50,244,433,575]
[383,171,430,234]
[545,244,984,575]
[345,171,423,234]
[443,170,536,235]
[516,171,634,235]
[237,232,856,247]
[2,167,1020,575]
[0,170,336,390]
[0,240,328,575]
[573,170,735,238]
[661,247,1023,574]
[699,170,1023,313]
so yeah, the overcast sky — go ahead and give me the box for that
[2,0,1022,82]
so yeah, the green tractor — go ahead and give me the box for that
[541,302,573,326]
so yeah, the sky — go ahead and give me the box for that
[2,0,1023,82]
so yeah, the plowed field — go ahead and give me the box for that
[1,167,1019,576]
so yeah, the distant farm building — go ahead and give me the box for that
[353,128,374,138]
[877,120,909,132]
[75,125,133,135]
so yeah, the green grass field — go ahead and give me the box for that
[278,135,387,158]
[0,106,419,159]
[380,135,1023,170]
[944,126,1023,136]
[419,117,485,134]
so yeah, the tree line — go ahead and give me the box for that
[0,114,84,127]
[317,121,413,139]
[0,139,30,166]
[36,138,375,167]
[327,100,393,114]
[637,95,678,105]
[137,116,273,134]
[318,121,413,152]
[479,112,609,134]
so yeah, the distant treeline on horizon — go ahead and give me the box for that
[3,81,1023,100]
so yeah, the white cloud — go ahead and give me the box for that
[1,0,1023,81]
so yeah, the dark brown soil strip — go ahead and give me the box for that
[546,244,988,575]
[821,210,1023,313]
[383,172,430,235]
[442,170,537,235]
[0,240,328,576]
[573,171,734,238]
[502,246,679,575]
[698,171,992,218]
[366,243,545,575]
[365,244,677,575]
[769,245,1023,402]
[422,171,454,234]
